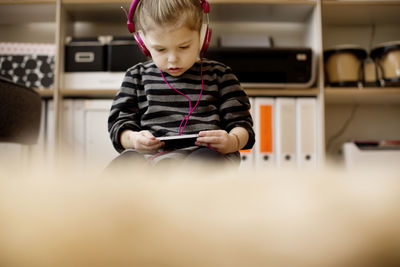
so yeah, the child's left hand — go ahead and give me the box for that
[195,130,238,154]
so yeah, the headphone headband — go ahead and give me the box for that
[127,0,210,33]
[127,0,140,33]
[127,0,211,57]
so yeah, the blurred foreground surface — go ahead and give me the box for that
[1,162,400,267]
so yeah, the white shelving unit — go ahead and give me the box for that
[321,0,400,164]
[1,0,398,168]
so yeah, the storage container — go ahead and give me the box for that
[65,37,108,72]
[324,45,367,87]
[107,36,148,71]
[363,57,379,87]
[343,141,400,170]
[0,42,55,89]
[370,41,400,87]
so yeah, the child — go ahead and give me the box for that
[108,0,254,167]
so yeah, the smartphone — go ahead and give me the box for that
[157,134,199,149]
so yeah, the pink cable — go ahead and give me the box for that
[160,56,204,135]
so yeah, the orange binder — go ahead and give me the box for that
[254,98,275,169]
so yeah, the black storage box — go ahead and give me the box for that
[205,47,315,88]
[107,36,148,71]
[65,37,107,72]
[0,42,55,89]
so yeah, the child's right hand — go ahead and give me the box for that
[121,130,164,153]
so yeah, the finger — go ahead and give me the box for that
[137,135,158,147]
[198,136,220,144]
[195,141,207,147]
[140,142,162,152]
[198,130,215,137]
[142,130,155,139]
[148,143,163,151]
[143,138,161,147]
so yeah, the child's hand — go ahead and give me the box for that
[122,130,164,153]
[133,130,165,153]
[196,130,239,154]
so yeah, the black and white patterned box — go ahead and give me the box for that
[0,43,55,89]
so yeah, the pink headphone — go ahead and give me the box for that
[127,0,212,57]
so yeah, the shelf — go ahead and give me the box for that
[211,2,315,23]
[61,2,127,23]
[61,0,316,23]
[324,88,400,104]
[60,0,315,4]
[0,3,56,24]
[61,89,118,98]
[245,87,319,97]
[35,89,54,98]
[322,1,400,26]
[0,0,55,3]
[322,0,400,5]
[62,0,127,3]
[211,0,316,3]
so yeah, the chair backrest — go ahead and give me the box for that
[0,77,42,145]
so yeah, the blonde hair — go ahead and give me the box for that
[136,0,204,32]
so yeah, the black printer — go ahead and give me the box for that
[204,47,315,88]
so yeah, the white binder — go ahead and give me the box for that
[254,97,275,169]
[296,97,317,169]
[275,98,297,169]
[239,148,255,170]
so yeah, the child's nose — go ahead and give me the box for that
[167,52,179,63]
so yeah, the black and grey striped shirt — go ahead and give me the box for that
[108,59,255,160]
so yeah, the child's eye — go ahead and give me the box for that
[156,48,166,52]
[180,45,189,50]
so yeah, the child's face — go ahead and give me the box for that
[144,25,201,77]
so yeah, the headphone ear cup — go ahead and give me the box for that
[134,31,151,58]
[200,24,212,54]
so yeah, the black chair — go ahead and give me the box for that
[0,77,42,145]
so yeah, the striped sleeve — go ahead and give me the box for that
[216,64,255,150]
[108,65,144,153]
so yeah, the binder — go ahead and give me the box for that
[254,97,275,169]
[239,97,255,170]
[275,98,297,169]
[239,148,254,170]
[296,97,317,169]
